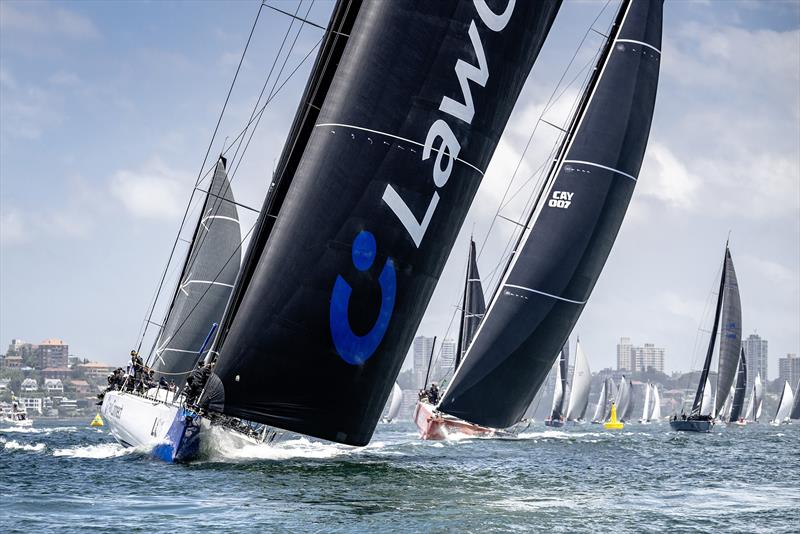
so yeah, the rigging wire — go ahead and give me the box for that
[136,2,266,353]
[138,4,325,362]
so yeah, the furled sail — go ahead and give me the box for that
[713,249,742,415]
[591,380,607,423]
[649,385,661,421]
[728,347,747,422]
[771,381,794,424]
[791,379,800,420]
[641,382,651,421]
[565,339,591,421]
[455,239,487,370]
[201,0,563,446]
[152,157,241,386]
[438,0,663,428]
[385,382,403,422]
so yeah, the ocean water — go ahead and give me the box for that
[1,419,798,533]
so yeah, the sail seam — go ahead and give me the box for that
[616,39,661,54]
[503,284,587,304]
[562,160,638,182]
[315,122,484,175]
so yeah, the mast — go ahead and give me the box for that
[438,0,664,428]
[691,245,728,416]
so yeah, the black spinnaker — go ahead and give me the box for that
[438,0,663,428]
[201,0,562,446]
[152,157,241,387]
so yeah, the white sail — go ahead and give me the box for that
[385,382,403,422]
[771,381,793,425]
[700,377,713,416]
[616,377,630,420]
[650,385,661,421]
[591,381,607,422]
[565,340,592,421]
[640,383,651,422]
[754,373,763,422]
[722,384,734,420]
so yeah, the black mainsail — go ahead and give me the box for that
[438,0,663,428]
[201,0,562,446]
[455,238,487,370]
[690,245,739,417]
[728,347,747,422]
[152,157,241,385]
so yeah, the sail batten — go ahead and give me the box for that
[438,0,663,428]
[151,158,241,386]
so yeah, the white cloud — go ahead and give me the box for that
[0,2,100,40]
[638,142,698,209]
[0,210,27,245]
[110,159,189,220]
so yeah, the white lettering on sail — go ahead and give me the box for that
[474,0,516,32]
[548,190,573,209]
[382,185,440,247]
[439,21,489,125]
[383,2,513,248]
[423,119,462,187]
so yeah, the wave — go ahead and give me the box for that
[3,439,46,452]
[0,426,79,434]
[52,443,142,459]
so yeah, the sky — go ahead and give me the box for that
[1,0,798,379]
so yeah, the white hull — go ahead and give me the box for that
[1,416,32,427]
[101,390,180,448]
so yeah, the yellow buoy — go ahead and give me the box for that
[603,402,624,430]
[90,413,104,427]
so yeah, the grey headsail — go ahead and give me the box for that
[438,0,663,428]
[201,0,562,446]
[713,247,742,415]
[790,379,800,420]
[455,239,487,370]
[549,341,569,420]
[728,347,747,422]
[152,157,241,386]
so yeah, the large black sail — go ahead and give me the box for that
[152,158,241,385]
[439,0,663,428]
[714,247,742,415]
[204,0,562,446]
[455,239,487,370]
[729,347,747,422]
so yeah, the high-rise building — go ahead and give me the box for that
[413,336,435,389]
[778,353,799,387]
[617,337,633,371]
[437,338,456,380]
[635,343,665,373]
[38,339,69,369]
[743,333,768,384]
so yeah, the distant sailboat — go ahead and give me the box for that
[728,348,748,425]
[744,373,763,423]
[770,381,795,426]
[639,382,652,424]
[616,376,634,422]
[565,339,592,422]
[435,0,664,435]
[382,383,403,423]
[670,242,742,433]
[591,379,608,424]
[649,384,661,422]
[545,341,569,427]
